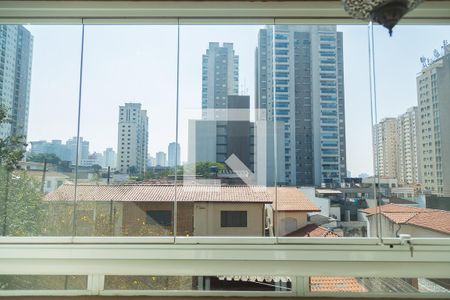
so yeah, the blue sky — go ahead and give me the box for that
[25,24,449,176]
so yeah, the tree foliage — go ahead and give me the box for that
[183,161,226,178]
[27,152,61,165]
[0,105,27,172]
[0,105,45,236]
[0,169,45,236]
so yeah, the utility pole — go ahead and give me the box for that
[40,159,47,193]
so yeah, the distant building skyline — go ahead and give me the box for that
[17,25,450,178]
[30,137,91,165]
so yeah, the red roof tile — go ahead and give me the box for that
[270,187,320,212]
[362,203,450,235]
[285,224,341,237]
[45,184,274,203]
[362,203,425,215]
[46,184,321,212]
[310,276,367,293]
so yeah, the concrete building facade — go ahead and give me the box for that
[201,42,239,120]
[117,103,148,175]
[397,107,421,185]
[417,44,450,196]
[0,25,33,140]
[374,118,398,179]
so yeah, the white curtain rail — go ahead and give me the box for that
[0,1,449,24]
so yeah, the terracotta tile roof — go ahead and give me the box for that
[310,276,368,293]
[285,224,341,237]
[270,187,320,212]
[407,210,450,235]
[362,203,450,235]
[45,183,274,203]
[362,203,425,215]
[382,212,418,223]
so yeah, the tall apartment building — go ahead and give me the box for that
[0,25,33,139]
[397,107,421,185]
[202,42,239,119]
[256,25,346,186]
[374,118,398,179]
[168,142,180,167]
[117,103,148,175]
[155,151,167,167]
[417,43,450,196]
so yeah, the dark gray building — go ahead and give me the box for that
[0,25,33,139]
[256,25,346,187]
[189,95,253,171]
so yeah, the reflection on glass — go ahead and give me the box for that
[177,25,277,237]
[0,22,449,239]
[0,25,82,236]
[72,25,178,236]
[0,275,87,290]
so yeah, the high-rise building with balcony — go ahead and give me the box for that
[168,142,180,167]
[417,43,450,196]
[202,42,239,119]
[256,25,346,186]
[374,118,398,179]
[0,25,33,140]
[117,103,148,175]
[397,107,421,185]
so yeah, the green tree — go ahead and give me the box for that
[183,161,225,178]
[0,104,44,236]
[27,152,61,165]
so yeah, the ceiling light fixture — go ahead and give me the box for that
[342,0,423,36]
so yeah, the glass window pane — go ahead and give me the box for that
[0,25,82,237]
[272,24,372,238]
[0,275,87,290]
[70,25,178,236]
[177,24,276,238]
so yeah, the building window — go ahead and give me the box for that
[221,211,247,227]
[146,210,172,226]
